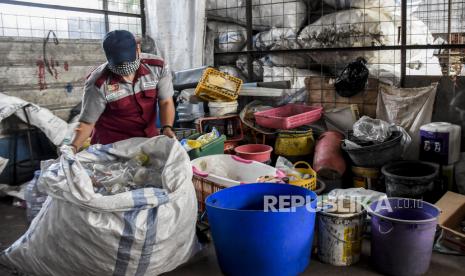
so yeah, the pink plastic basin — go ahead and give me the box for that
[234,144,273,163]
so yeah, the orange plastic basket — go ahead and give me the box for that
[192,175,227,213]
[194,68,243,101]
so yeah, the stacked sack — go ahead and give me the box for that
[206,0,316,88]
[206,0,441,86]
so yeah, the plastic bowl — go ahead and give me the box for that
[234,144,273,163]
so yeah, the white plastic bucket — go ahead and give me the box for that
[191,154,281,187]
[419,122,461,165]
[208,101,238,116]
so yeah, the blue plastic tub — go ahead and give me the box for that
[206,183,317,276]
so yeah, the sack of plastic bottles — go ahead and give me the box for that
[24,170,47,223]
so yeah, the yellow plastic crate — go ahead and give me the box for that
[195,68,243,101]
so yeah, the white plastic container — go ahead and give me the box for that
[419,122,461,165]
[177,102,204,122]
[208,101,238,116]
[191,154,282,187]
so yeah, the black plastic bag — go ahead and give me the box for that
[335,57,369,97]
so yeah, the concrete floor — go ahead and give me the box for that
[0,198,464,276]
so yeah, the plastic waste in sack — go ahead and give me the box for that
[353,116,392,143]
[180,127,220,151]
[335,57,369,97]
[24,170,47,222]
[83,151,158,195]
[327,187,387,207]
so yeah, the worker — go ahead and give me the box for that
[70,30,175,153]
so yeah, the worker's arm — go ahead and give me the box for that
[70,122,94,152]
[159,97,175,138]
[157,62,176,138]
[71,77,106,152]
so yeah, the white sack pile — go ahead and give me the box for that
[207,0,308,31]
[236,54,265,80]
[297,8,437,81]
[254,27,300,51]
[218,65,247,81]
[263,65,321,89]
[206,21,247,65]
[0,93,76,146]
[323,0,423,15]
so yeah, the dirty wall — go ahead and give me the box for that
[0,37,105,120]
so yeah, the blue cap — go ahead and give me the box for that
[102,30,137,66]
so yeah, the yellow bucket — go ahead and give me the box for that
[352,166,380,189]
[288,161,317,190]
[275,128,314,157]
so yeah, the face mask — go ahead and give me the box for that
[108,58,140,76]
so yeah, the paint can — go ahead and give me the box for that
[317,199,366,266]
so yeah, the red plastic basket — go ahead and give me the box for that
[254,104,323,130]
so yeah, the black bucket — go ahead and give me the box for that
[342,131,403,167]
[382,161,439,200]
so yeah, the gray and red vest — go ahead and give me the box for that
[90,58,164,145]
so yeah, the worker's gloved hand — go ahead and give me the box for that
[162,127,176,138]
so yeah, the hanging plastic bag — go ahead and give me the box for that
[334,57,369,97]
[377,82,438,160]
[390,125,412,156]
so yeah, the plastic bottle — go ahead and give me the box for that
[25,170,47,223]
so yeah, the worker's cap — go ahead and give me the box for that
[102,30,137,66]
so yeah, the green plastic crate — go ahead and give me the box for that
[187,133,226,160]
[174,128,197,140]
